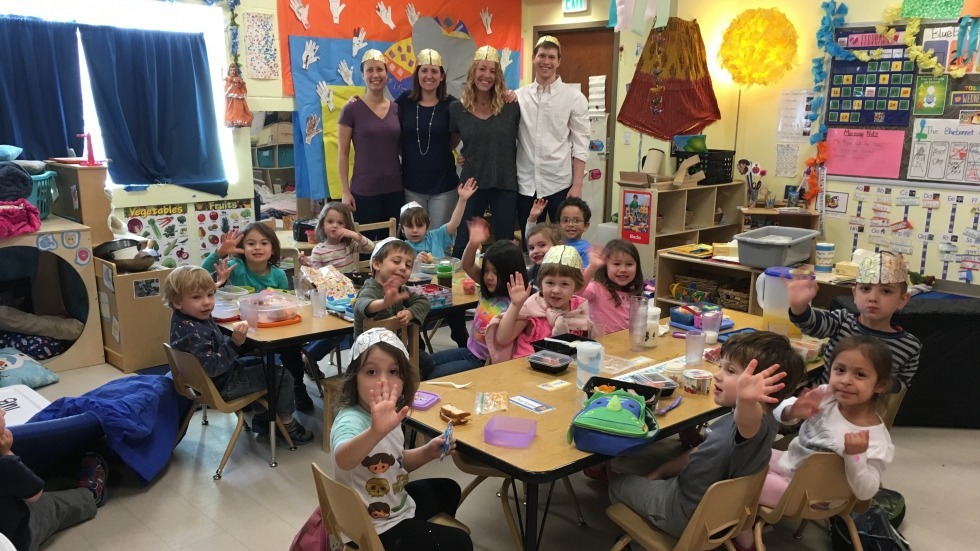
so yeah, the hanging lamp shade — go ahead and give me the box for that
[718,8,798,86]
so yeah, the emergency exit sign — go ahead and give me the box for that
[563,0,589,14]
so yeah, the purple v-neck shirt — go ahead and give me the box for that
[339,99,402,196]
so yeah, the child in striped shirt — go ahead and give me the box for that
[305,202,374,273]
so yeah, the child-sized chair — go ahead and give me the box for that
[311,462,469,551]
[752,452,863,551]
[606,467,768,551]
[164,344,294,479]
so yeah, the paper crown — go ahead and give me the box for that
[473,45,500,63]
[416,49,443,67]
[542,245,582,270]
[361,49,386,64]
[350,327,410,363]
[857,251,909,285]
[400,201,423,216]
[535,35,561,51]
[371,236,400,261]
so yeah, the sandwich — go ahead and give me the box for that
[439,404,471,425]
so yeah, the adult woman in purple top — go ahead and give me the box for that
[394,49,461,229]
[338,49,403,232]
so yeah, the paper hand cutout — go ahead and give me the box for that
[352,27,366,57]
[501,47,512,72]
[302,40,319,70]
[480,7,493,35]
[329,0,346,24]
[289,0,310,29]
[338,60,355,86]
[316,82,336,112]
[406,3,421,27]
[305,113,323,144]
[375,1,396,30]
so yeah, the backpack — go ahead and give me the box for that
[830,505,911,551]
[289,506,342,551]
[567,389,659,455]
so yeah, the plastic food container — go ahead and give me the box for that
[216,285,250,303]
[790,338,823,363]
[530,334,596,356]
[734,226,820,268]
[683,369,713,395]
[484,415,536,448]
[527,350,573,374]
[628,371,679,396]
[583,376,660,408]
[212,303,240,321]
[238,290,301,323]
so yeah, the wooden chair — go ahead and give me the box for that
[311,462,469,551]
[354,217,397,272]
[319,317,420,450]
[877,384,907,430]
[753,453,863,551]
[606,467,768,551]
[164,344,294,479]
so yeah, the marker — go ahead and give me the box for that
[672,332,687,339]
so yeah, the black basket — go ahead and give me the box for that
[674,149,735,185]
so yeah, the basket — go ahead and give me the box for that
[671,274,722,302]
[684,210,694,227]
[674,149,735,185]
[718,283,750,312]
[655,215,664,233]
[28,171,55,220]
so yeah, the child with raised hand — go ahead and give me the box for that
[486,245,594,363]
[401,178,477,261]
[431,219,528,377]
[578,239,644,334]
[305,201,374,272]
[525,222,561,293]
[164,265,313,444]
[556,196,593,267]
[354,238,436,379]
[331,328,472,551]
[787,251,921,391]
[609,332,805,542]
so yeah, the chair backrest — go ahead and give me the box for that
[163,343,230,411]
[354,217,397,271]
[765,452,859,522]
[877,384,908,430]
[362,316,420,369]
[311,462,384,551]
[676,467,769,551]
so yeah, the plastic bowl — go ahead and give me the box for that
[484,415,536,448]
[216,285,250,302]
[238,290,301,323]
[527,350,573,374]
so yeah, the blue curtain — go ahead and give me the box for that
[79,26,227,196]
[0,17,84,161]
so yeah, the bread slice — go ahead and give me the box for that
[439,403,471,425]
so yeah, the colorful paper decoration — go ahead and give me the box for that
[718,8,798,87]
[901,0,963,19]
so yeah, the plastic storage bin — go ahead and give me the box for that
[484,415,536,448]
[256,146,275,168]
[277,145,294,167]
[238,290,301,323]
[674,149,735,185]
[28,171,55,219]
[734,226,820,268]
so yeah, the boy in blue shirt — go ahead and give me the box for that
[400,179,476,261]
[555,196,592,267]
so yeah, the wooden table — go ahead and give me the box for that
[404,310,771,551]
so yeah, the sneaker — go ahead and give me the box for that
[294,385,315,414]
[301,348,324,383]
[283,420,314,445]
[252,411,271,435]
[78,452,108,507]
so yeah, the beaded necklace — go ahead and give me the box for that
[415,102,436,155]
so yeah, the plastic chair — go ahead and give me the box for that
[311,462,469,551]
[606,467,768,551]
[354,217,397,272]
[319,317,419,449]
[753,452,863,551]
[164,344,294,479]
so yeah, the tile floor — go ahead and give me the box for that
[31,330,978,551]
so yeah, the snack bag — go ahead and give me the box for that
[303,265,355,302]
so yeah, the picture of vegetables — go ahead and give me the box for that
[177,215,186,224]
[175,248,189,260]
[163,240,179,256]
[159,216,173,227]
[147,218,163,240]
[162,258,177,269]
[162,225,176,238]
[128,219,143,233]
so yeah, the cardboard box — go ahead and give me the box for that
[618,172,675,188]
[258,122,293,146]
[95,258,174,373]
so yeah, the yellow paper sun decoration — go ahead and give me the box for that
[719,8,799,86]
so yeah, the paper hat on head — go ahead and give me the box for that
[416,49,443,67]
[361,49,386,64]
[542,245,583,270]
[400,201,423,216]
[856,251,910,285]
[535,35,561,51]
[473,45,500,63]
[350,327,410,363]
[371,236,400,261]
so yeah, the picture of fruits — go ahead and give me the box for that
[198,213,206,223]
[210,211,219,221]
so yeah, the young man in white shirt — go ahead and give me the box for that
[515,35,590,245]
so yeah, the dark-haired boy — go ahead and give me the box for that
[556,196,592,267]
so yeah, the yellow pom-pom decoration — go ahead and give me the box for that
[719,8,798,86]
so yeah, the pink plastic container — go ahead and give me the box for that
[484,415,536,448]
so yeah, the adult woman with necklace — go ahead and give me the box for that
[449,46,521,256]
[394,49,461,229]
[338,49,403,235]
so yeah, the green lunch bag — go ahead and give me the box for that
[567,389,659,455]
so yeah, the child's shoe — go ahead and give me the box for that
[583,462,609,483]
[283,419,315,445]
[252,411,271,435]
[294,384,315,414]
[732,540,756,551]
[78,452,108,507]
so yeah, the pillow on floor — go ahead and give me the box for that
[0,347,59,389]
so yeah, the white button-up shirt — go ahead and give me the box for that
[515,77,590,198]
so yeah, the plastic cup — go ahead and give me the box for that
[685,330,706,367]
[310,289,327,318]
[591,322,606,345]
[575,342,604,390]
[240,303,259,332]
[628,296,648,352]
[701,310,722,344]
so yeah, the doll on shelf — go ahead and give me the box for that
[952,0,980,70]
[224,62,253,128]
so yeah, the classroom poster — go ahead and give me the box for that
[913,75,948,116]
[123,205,191,268]
[621,190,651,245]
[824,128,905,179]
[907,118,980,183]
[825,191,849,218]
[826,29,913,127]
[194,200,255,262]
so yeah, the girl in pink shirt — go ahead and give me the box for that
[578,240,644,334]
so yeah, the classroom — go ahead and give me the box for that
[1,0,977,550]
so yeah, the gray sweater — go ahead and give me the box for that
[352,277,431,336]
[449,100,520,191]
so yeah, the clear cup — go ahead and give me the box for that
[628,296,648,352]
[240,303,259,332]
[685,330,706,367]
[575,342,604,390]
[293,275,308,299]
[701,310,723,344]
[591,322,606,345]
[310,289,327,318]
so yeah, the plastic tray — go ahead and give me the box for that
[412,391,440,410]
[583,376,661,407]
[668,318,734,332]
[734,226,820,268]
[530,334,596,356]
[324,298,353,313]
[484,415,536,448]
[527,350,573,374]
[717,327,757,342]
[622,371,678,397]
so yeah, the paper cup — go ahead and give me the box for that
[683,369,713,395]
